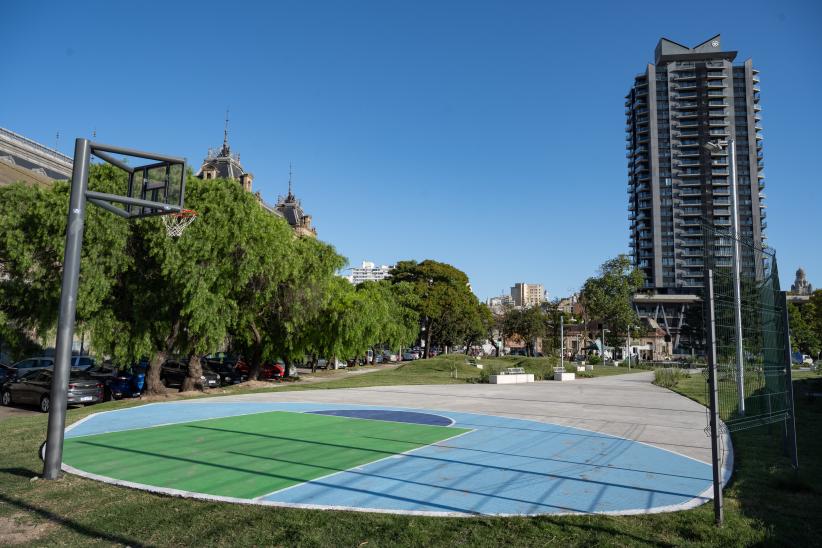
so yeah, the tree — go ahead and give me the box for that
[391,260,479,357]
[580,255,644,344]
[503,306,552,356]
[789,293,821,359]
[0,167,131,359]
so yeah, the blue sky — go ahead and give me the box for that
[2,0,820,300]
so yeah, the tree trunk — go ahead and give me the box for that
[248,322,263,381]
[182,353,204,392]
[283,356,292,379]
[424,320,433,359]
[145,351,167,396]
[310,354,317,374]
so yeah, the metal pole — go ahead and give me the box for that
[706,269,724,525]
[627,327,631,371]
[781,291,799,470]
[43,138,90,480]
[560,315,564,370]
[728,138,745,416]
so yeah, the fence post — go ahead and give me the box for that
[781,291,799,470]
[705,268,724,525]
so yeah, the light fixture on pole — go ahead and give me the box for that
[704,138,745,416]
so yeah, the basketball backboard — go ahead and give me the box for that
[84,142,187,219]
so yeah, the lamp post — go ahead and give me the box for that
[627,326,631,370]
[602,327,610,362]
[704,138,745,416]
[560,315,564,370]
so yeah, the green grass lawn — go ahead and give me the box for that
[63,411,467,499]
[1,360,820,546]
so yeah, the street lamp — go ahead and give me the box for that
[704,138,745,415]
[601,327,610,362]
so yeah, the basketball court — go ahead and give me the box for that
[62,372,731,517]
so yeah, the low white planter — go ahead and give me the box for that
[489,373,534,384]
[554,371,575,381]
[585,364,594,371]
[576,365,586,372]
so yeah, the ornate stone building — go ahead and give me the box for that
[791,268,813,296]
[195,126,316,238]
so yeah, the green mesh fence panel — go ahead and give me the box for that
[702,223,792,432]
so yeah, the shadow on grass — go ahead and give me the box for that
[0,492,146,547]
[0,467,39,479]
[724,378,822,546]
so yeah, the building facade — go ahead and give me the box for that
[626,35,766,291]
[790,267,813,296]
[0,127,73,186]
[626,36,766,352]
[196,129,316,237]
[510,283,546,308]
[486,294,515,314]
[345,261,393,284]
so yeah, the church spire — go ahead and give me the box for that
[287,162,294,200]
[221,108,230,155]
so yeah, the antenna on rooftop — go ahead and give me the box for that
[288,162,294,196]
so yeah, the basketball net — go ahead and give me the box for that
[162,209,197,237]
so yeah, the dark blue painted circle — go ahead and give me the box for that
[306,409,454,427]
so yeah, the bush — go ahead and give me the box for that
[588,355,602,365]
[654,367,686,389]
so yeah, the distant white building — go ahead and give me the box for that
[486,294,514,314]
[346,261,393,284]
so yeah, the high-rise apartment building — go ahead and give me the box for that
[346,261,393,284]
[626,35,766,291]
[510,283,546,308]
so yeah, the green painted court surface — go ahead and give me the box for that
[63,411,468,499]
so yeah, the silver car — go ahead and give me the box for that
[1,369,103,412]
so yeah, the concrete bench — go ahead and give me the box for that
[466,358,483,369]
[554,366,575,382]
[489,367,534,384]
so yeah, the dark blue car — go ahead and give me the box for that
[87,362,146,400]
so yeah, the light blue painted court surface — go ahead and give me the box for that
[65,401,714,516]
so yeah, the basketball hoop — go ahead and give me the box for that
[162,209,197,237]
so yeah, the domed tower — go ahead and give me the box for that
[195,112,254,192]
[275,165,316,238]
[791,268,813,295]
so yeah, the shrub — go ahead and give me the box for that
[654,367,686,389]
[588,355,602,365]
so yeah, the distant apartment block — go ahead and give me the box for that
[626,35,766,352]
[486,294,515,314]
[346,261,393,284]
[510,283,546,308]
[626,35,766,291]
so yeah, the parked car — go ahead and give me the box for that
[234,359,285,379]
[0,363,14,385]
[402,352,416,361]
[316,358,347,370]
[70,355,97,371]
[202,354,248,385]
[160,360,220,389]
[1,369,103,412]
[9,356,55,379]
[87,362,146,400]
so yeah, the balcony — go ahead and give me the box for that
[709,120,729,126]
[677,92,698,99]
[712,169,729,176]
[706,71,727,79]
[709,129,729,136]
[678,130,699,138]
[708,109,728,117]
[707,90,726,97]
